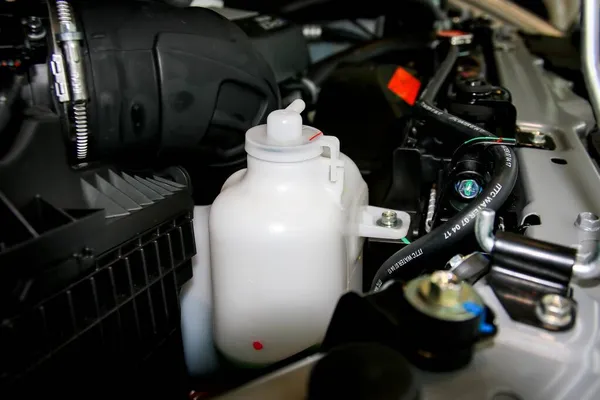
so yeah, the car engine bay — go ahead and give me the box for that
[1,0,600,399]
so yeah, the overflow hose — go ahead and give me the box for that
[370,47,519,292]
[307,37,433,87]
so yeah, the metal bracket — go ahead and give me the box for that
[475,209,582,331]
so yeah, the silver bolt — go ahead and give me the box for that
[447,254,465,270]
[377,210,400,228]
[530,131,546,145]
[26,16,46,40]
[575,212,600,232]
[535,294,574,328]
[27,16,42,30]
[0,95,6,104]
[420,270,462,307]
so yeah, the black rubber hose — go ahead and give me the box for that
[307,37,433,86]
[320,26,373,43]
[372,135,517,292]
[420,45,460,103]
[370,47,519,292]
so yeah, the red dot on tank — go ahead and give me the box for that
[252,341,264,350]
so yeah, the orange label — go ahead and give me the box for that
[437,29,468,37]
[387,67,421,105]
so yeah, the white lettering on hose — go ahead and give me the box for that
[448,115,488,134]
[385,248,424,275]
[420,102,443,115]
[502,145,513,167]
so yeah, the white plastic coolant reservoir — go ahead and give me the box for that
[209,100,410,366]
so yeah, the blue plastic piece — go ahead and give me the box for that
[463,302,494,334]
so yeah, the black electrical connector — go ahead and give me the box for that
[323,275,497,373]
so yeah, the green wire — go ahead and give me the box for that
[401,237,411,245]
[463,136,517,145]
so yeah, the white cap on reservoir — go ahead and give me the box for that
[245,99,330,163]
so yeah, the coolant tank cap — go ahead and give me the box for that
[245,99,341,166]
[266,100,304,144]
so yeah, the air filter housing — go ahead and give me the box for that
[0,115,196,400]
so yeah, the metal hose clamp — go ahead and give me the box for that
[48,0,90,161]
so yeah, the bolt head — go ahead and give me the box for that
[419,270,462,307]
[530,131,546,144]
[456,179,480,200]
[535,294,573,328]
[377,210,400,228]
[575,212,600,232]
[382,210,397,219]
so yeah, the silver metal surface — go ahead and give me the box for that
[215,354,321,400]
[448,0,563,37]
[492,266,565,291]
[475,209,496,253]
[496,36,600,284]
[49,53,70,103]
[56,0,87,102]
[73,102,89,160]
[535,293,574,328]
[572,239,600,280]
[47,0,70,103]
[582,0,600,123]
[495,37,599,247]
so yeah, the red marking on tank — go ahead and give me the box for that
[14,60,21,67]
[496,137,504,143]
[309,131,323,141]
[252,341,264,350]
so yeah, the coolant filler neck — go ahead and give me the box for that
[245,99,344,182]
